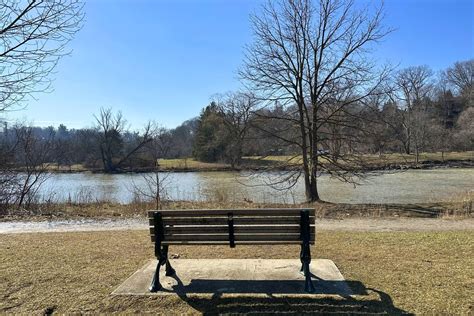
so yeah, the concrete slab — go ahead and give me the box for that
[112,259,353,296]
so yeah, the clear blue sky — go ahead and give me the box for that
[7,0,474,129]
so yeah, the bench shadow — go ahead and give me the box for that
[164,274,410,315]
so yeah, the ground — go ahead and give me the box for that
[0,169,472,314]
[1,229,472,314]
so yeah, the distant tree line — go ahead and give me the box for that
[194,60,473,164]
[0,59,472,177]
[0,111,197,171]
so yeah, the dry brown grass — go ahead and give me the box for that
[3,196,473,223]
[158,158,231,171]
[245,151,474,164]
[362,151,474,164]
[440,190,474,218]
[1,201,293,221]
[1,230,472,314]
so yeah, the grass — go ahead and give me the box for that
[441,190,474,218]
[361,151,474,165]
[252,151,474,162]
[0,230,472,314]
[246,151,474,168]
[158,158,231,171]
[40,163,92,172]
[158,151,474,171]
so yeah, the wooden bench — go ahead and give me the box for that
[148,208,316,293]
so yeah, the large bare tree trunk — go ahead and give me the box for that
[308,164,320,202]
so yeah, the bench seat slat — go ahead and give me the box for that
[161,240,311,245]
[148,208,314,218]
[151,233,315,242]
[151,230,316,240]
[149,225,315,235]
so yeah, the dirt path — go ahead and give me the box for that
[0,217,472,234]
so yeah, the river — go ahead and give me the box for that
[38,168,473,204]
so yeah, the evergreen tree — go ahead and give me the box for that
[193,103,228,162]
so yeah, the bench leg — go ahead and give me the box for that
[150,246,176,292]
[149,260,162,292]
[300,243,315,293]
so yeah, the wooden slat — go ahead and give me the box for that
[150,233,315,242]
[150,230,316,241]
[150,225,315,235]
[153,240,315,245]
[161,240,313,245]
[148,208,315,218]
[149,225,314,235]
[150,216,315,226]
[151,233,315,242]
[150,237,316,245]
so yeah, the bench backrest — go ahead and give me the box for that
[148,208,315,246]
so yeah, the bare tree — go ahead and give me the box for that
[240,0,392,202]
[131,124,171,210]
[0,0,84,112]
[0,126,18,211]
[454,107,474,151]
[213,91,258,168]
[429,122,452,162]
[394,66,434,159]
[94,108,126,172]
[94,107,153,173]
[360,94,396,157]
[445,59,474,103]
[0,1,82,210]
[5,124,54,209]
[410,106,434,164]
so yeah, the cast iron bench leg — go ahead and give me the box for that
[301,243,315,293]
[300,210,315,293]
[149,259,162,292]
[150,245,175,292]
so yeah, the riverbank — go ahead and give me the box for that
[32,151,474,173]
[1,230,472,314]
[2,196,472,223]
